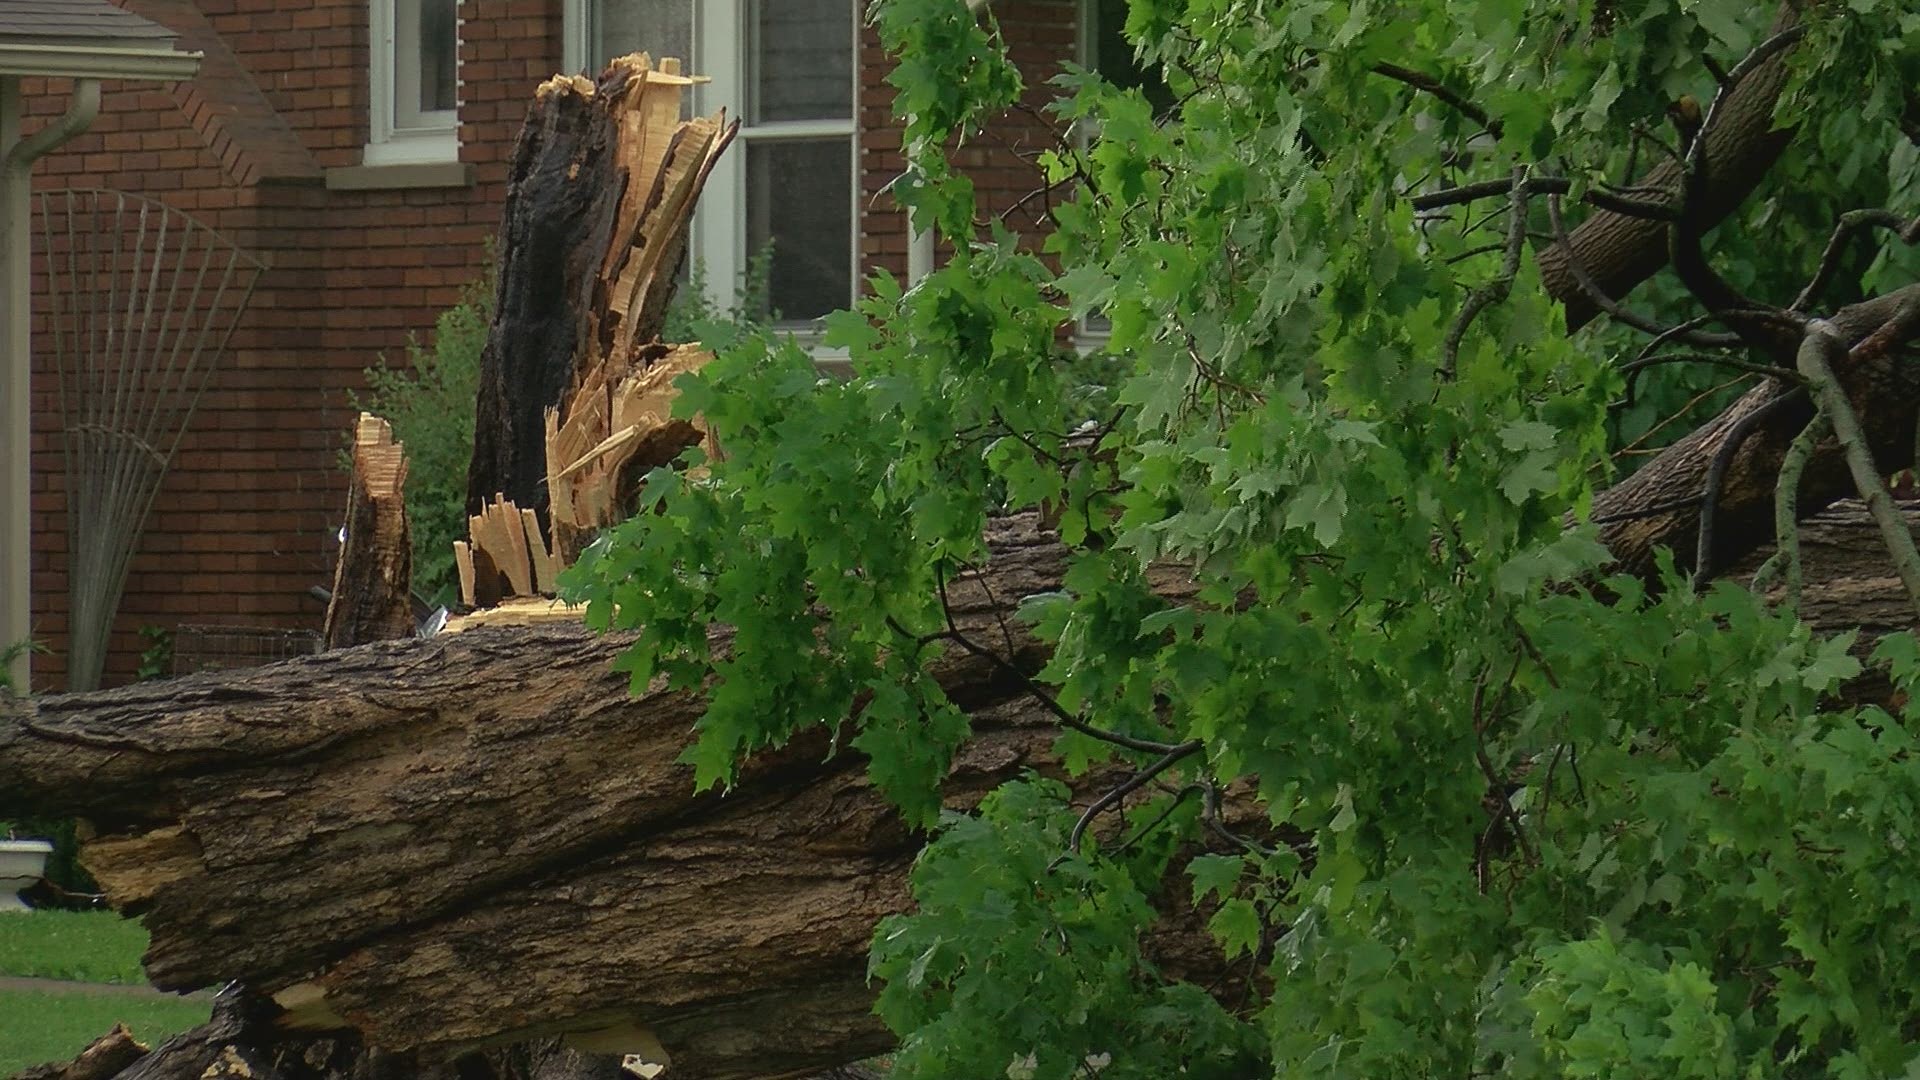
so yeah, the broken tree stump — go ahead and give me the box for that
[323,415,414,649]
[468,55,734,524]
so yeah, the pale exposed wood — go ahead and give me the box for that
[443,596,585,632]
[465,496,535,599]
[454,541,477,607]
[79,825,202,908]
[545,344,717,569]
[522,508,559,594]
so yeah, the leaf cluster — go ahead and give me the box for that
[563,0,1920,1074]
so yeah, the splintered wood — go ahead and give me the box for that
[455,495,557,608]
[323,415,414,649]
[546,342,716,563]
[456,53,729,609]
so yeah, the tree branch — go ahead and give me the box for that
[1795,319,1920,616]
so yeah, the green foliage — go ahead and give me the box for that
[350,267,492,608]
[0,638,42,696]
[563,1,1920,1074]
[661,243,776,342]
[135,626,172,682]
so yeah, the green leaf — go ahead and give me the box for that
[1209,898,1263,960]
[1188,854,1245,903]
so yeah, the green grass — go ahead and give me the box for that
[0,910,150,984]
[0,988,208,1073]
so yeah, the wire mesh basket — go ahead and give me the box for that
[171,624,321,676]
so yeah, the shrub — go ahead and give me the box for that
[349,267,492,608]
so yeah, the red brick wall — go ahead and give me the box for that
[858,0,1081,283]
[23,0,558,690]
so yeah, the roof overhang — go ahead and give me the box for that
[0,40,199,81]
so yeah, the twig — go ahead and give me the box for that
[1413,174,1678,220]
[1202,779,1274,856]
[1112,783,1201,856]
[1633,313,1741,360]
[1796,323,1920,617]
[1413,175,1565,212]
[1617,351,1794,407]
[1545,193,1687,339]
[1371,62,1500,135]
[1792,209,1920,312]
[1063,739,1205,854]
[901,588,1193,756]
[1442,166,1530,380]
[1609,373,1755,461]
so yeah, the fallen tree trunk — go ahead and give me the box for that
[2,502,1913,1077]
[0,516,1150,1078]
[1593,286,1920,579]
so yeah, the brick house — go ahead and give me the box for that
[10,0,1137,691]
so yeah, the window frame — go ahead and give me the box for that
[367,0,460,166]
[564,0,860,335]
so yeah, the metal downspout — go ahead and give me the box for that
[2,78,101,691]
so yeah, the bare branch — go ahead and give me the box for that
[1750,411,1828,611]
[1063,739,1204,855]
[1371,62,1500,135]
[1442,167,1531,380]
[1694,389,1804,586]
[1618,351,1797,407]
[1792,209,1920,313]
[1547,193,1714,341]
[1796,319,1920,616]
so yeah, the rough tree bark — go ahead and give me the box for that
[1534,4,1800,332]
[0,517,1177,1078]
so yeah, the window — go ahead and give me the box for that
[1083,0,1173,117]
[568,0,857,330]
[368,0,459,164]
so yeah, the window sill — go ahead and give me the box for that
[325,161,474,191]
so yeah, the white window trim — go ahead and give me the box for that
[366,0,460,166]
[564,0,859,336]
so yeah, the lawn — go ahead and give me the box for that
[0,988,209,1074]
[0,910,150,983]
